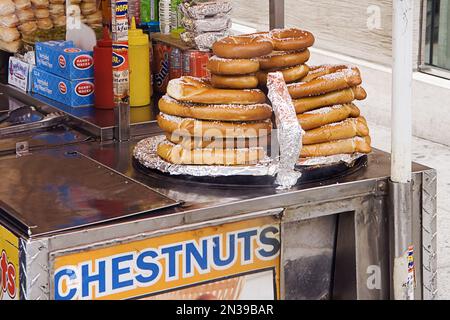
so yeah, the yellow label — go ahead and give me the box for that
[53,216,280,300]
[0,225,19,300]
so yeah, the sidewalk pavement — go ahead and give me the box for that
[369,122,449,299]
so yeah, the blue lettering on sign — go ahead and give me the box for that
[81,261,106,298]
[213,234,236,268]
[135,249,160,285]
[257,226,281,259]
[54,267,77,300]
[160,244,183,280]
[53,224,281,300]
[112,254,134,290]
[185,239,208,276]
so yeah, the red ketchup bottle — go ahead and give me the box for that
[94,28,115,109]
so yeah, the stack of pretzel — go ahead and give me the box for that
[256,28,313,86]
[288,64,372,158]
[156,76,273,165]
[207,28,314,89]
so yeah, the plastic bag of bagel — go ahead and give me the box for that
[266,71,303,189]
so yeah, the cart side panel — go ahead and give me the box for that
[49,214,282,300]
[0,224,20,300]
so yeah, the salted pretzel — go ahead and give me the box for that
[300,136,372,158]
[297,104,361,130]
[166,76,267,105]
[288,66,362,99]
[158,95,273,121]
[293,86,367,113]
[302,117,369,145]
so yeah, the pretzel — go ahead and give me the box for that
[288,67,362,99]
[157,140,266,165]
[166,76,267,105]
[258,49,310,70]
[256,64,309,85]
[301,64,352,82]
[300,136,372,158]
[157,113,272,138]
[293,86,367,113]
[158,95,273,121]
[302,117,369,145]
[207,56,260,75]
[297,104,361,130]
[269,28,315,51]
[210,74,259,89]
[212,34,274,59]
[166,132,268,150]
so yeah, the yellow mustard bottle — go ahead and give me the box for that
[129,17,151,107]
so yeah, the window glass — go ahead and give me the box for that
[425,0,450,70]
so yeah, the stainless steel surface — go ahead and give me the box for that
[20,238,50,300]
[0,125,91,156]
[389,180,414,299]
[422,169,438,299]
[0,149,179,236]
[114,102,131,142]
[281,215,336,299]
[0,112,65,136]
[269,0,284,29]
[0,84,158,141]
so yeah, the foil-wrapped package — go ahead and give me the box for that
[266,71,303,189]
[181,15,231,33]
[180,1,232,19]
[133,135,278,177]
[180,30,229,50]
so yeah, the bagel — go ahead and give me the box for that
[18,20,37,34]
[303,117,369,145]
[270,28,315,51]
[35,8,50,19]
[302,64,352,82]
[300,136,372,158]
[210,74,259,89]
[212,34,273,59]
[37,17,53,30]
[158,95,272,121]
[288,67,362,99]
[157,113,272,138]
[297,104,361,130]
[293,86,367,113]
[256,64,309,85]
[157,140,266,166]
[259,49,310,70]
[166,132,269,150]
[207,56,260,75]
[166,76,267,105]
[16,9,35,22]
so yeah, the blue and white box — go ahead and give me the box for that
[32,68,95,107]
[35,41,94,80]
[8,56,34,92]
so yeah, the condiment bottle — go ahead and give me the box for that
[129,17,151,107]
[93,28,114,109]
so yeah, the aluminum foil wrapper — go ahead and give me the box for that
[180,31,229,50]
[297,153,366,166]
[267,72,303,189]
[181,15,231,33]
[133,135,278,177]
[181,1,232,20]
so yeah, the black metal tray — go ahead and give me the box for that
[133,154,368,188]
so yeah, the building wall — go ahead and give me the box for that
[231,0,422,67]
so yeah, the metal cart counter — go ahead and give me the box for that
[0,137,437,300]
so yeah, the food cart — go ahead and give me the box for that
[0,0,437,300]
